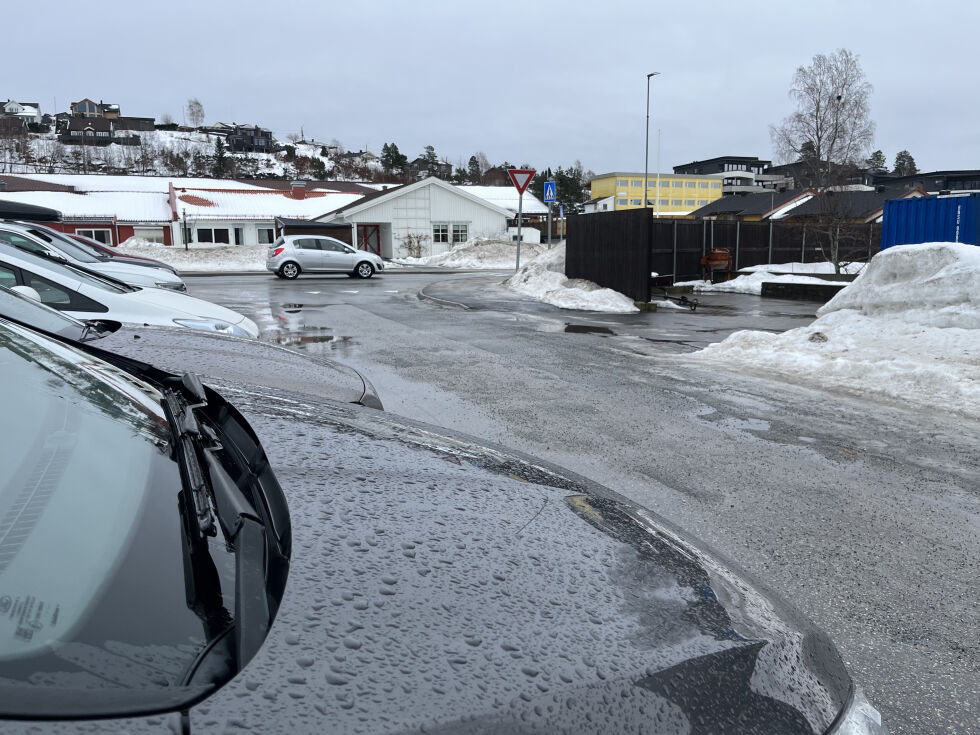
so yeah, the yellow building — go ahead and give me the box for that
[586,172,724,215]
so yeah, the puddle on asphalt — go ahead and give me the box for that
[564,324,616,335]
[267,331,353,349]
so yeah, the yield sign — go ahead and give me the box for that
[507,169,536,195]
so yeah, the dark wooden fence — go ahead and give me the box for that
[567,210,881,302]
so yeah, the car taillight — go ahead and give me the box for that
[272,247,285,257]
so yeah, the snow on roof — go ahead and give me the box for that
[173,189,362,219]
[0,190,171,222]
[5,174,273,193]
[460,186,549,215]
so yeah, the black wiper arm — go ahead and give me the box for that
[166,372,272,663]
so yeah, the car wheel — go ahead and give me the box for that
[354,261,374,279]
[279,262,300,279]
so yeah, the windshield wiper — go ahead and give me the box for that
[162,373,273,666]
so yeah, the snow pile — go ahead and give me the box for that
[677,260,865,295]
[683,271,839,295]
[393,237,549,269]
[690,243,980,416]
[119,238,267,272]
[504,244,639,313]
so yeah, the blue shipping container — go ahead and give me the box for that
[881,194,980,249]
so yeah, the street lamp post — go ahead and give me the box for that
[644,72,661,216]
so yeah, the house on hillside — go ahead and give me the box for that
[226,125,276,153]
[673,155,794,195]
[870,170,980,196]
[406,156,452,180]
[59,118,140,146]
[315,177,513,258]
[3,101,41,125]
[70,99,121,118]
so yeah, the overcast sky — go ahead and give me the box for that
[6,1,976,176]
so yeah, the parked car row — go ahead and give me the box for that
[0,222,888,733]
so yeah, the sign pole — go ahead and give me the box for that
[516,192,523,271]
[507,168,536,272]
[547,202,552,249]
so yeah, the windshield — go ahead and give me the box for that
[0,285,91,341]
[0,320,239,717]
[22,227,100,264]
[0,243,133,294]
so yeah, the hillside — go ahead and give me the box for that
[0,128,379,181]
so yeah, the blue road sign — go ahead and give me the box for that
[543,181,557,203]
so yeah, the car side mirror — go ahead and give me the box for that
[11,285,42,301]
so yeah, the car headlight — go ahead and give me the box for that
[173,318,252,337]
[156,281,187,292]
[832,688,888,734]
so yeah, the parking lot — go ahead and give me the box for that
[185,271,980,735]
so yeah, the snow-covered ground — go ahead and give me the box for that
[504,244,640,313]
[119,238,268,272]
[393,237,549,269]
[689,243,980,417]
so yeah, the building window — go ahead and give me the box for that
[258,227,275,244]
[699,182,709,188]
[616,179,628,186]
[630,199,641,206]
[433,224,449,243]
[686,182,696,188]
[697,200,707,206]
[601,204,608,210]
[631,180,642,187]
[616,198,627,206]
[97,131,109,137]
[76,228,112,245]
[685,199,695,206]
[672,199,682,206]
[197,228,230,244]
[452,224,468,243]
[672,181,683,188]
[660,199,669,206]
[711,182,721,189]
[133,227,164,243]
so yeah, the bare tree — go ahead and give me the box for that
[771,49,875,273]
[185,98,205,128]
[770,49,874,188]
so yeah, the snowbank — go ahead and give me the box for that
[119,238,267,272]
[690,243,980,416]
[393,237,548,269]
[676,260,866,295]
[504,244,639,313]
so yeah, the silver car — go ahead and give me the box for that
[266,235,384,279]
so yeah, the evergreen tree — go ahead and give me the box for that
[421,145,439,175]
[893,150,918,177]
[211,137,227,178]
[467,155,482,183]
[380,142,407,175]
[866,149,887,172]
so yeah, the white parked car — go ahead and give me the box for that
[0,221,187,291]
[0,243,258,337]
[266,235,384,279]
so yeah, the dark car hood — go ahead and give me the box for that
[103,253,179,275]
[92,324,382,408]
[5,385,850,734]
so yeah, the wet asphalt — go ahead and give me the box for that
[184,271,979,735]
